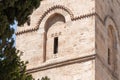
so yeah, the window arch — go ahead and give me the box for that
[107,25,117,73]
[44,13,65,32]
[43,13,66,62]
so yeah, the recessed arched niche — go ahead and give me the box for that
[105,17,118,75]
[43,13,68,61]
[107,25,117,68]
[45,13,66,32]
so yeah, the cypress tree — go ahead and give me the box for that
[0,0,41,80]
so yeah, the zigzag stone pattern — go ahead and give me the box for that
[16,5,95,36]
[72,13,95,21]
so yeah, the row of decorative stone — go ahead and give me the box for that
[16,28,38,35]
[16,5,95,36]
[71,13,95,21]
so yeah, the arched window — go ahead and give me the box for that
[107,25,117,73]
[43,13,66,61]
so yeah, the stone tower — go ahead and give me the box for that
[16,0,120,80]
[95,0,120,80]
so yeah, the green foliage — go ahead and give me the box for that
[41,76,50,80]
[0,0,41,80]
[0,0,40,27]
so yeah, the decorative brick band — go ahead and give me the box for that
[26,54,96,74]
[71,12,95,21]
[16,5,95,36]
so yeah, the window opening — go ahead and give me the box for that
[108,48,111,65]
[54,37,58,54]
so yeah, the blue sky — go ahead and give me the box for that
[10,20,18,46]
[10,20,17,32]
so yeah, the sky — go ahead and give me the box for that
[10,20,18,46]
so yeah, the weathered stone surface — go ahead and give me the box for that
[16,0,95,79]
[16,0,120,80]
[96,0,120,80]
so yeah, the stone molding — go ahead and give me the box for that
[26,54,95,74]
[16,5,95,36]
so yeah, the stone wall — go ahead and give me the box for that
[16,0,95,80]
[95,0,120,80]
[32,60,95,80]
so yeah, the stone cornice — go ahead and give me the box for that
[16,5,95,36]
[26,54,96,74]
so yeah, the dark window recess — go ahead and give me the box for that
[54,37,58,54]
[108,48,111,65]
